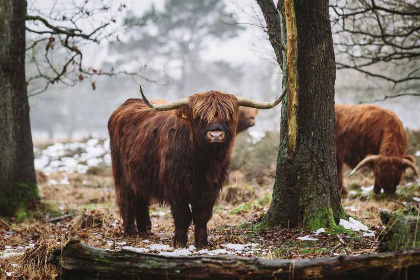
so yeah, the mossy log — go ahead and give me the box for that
[49,239,420,280]
[379,206,420,252]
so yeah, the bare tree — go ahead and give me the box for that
[25,0,150,97]
[330,0,420,98]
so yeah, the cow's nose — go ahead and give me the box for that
[207,130,225,143]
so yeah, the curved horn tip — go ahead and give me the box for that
[138,86,189,111]
[236,87,287,109]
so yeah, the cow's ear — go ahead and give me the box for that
[177,107,190,120]
[403,155,415,163]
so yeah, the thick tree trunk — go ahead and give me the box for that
[49,240,420,280]
[258,0,344,229]
[0,1,39,217]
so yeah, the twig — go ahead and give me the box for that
[48,215,73,223]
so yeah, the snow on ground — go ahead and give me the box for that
[122,243,261,256]
[297,235,318,241]
[361,185,374,194]
[415,151,420,157]
[313,228,325,235]
[34,138,110,175]
[339,217,375,237]
[344,206,358,212]
[0,244,35,259]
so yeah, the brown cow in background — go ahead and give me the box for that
[154,100,258,133]
[108,89,283,247]
[335,104,419,194]
[237,107,258,133]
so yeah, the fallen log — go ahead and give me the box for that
[49,239,420,280]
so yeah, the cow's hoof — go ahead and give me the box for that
[173,235,188,248]
[123,226,137,236]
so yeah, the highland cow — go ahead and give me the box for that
[335,104,419,194]
[108,88,284,247]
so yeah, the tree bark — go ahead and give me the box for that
[0,1,39,217]
[258,0,344,229]
[49,240,420,280]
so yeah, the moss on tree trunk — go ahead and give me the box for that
[257,0,345,230]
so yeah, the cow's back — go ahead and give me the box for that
[335,104,407,168]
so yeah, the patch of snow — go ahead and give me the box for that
[362,231,375,237]
[77,164,89,174]
[87,158,101,167]
[207,249,233,255]
[149,244,172,251]
[413,197,420,202]
[49,179,58,185]
[60,175,70,185]
[339,217,369,231]
[361,185,374,193]
[313,228,325,235]
[415,151,420,157]
[122,246,150,253]
[188,245,196,250]
[116,241,127,246]
[159,249,191,256]
[248,131,265,143]
[0,251,23,258]
[297,235,318,241]
[222,244,247,251]
[344,206,358,212]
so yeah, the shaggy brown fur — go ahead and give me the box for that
[335,104,416,194]
[108,91,239,247]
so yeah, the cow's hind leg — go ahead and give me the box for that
[136,196,151,233]
[116,186,136,236]
[170,201,192,248]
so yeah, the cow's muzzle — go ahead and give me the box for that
[206,130,226,143]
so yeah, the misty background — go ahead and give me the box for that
[28,0,419,143]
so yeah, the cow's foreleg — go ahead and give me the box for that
[192,206,213,248]
[136,196,151,233]
[170,202,192,248]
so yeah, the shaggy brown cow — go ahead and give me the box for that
[237,107,258,133]
[108,88,284,247]
[153,100,258,133]
[335,104,419,194]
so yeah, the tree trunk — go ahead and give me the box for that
[0,1,39,217]
[49,240,420,280]
[258,0,345,229]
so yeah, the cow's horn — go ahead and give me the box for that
[402,159,420,178]
[236,87,287,109]
[140,86,189,111]
[348,155,380,177]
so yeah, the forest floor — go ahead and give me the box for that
[0,135,419,279]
